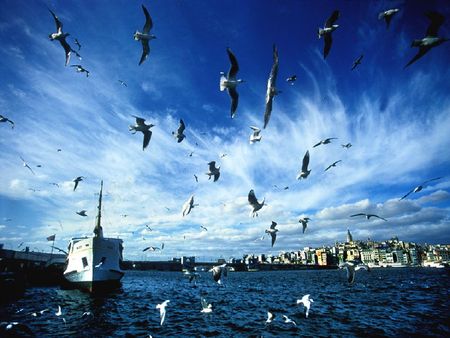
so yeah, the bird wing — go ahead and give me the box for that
[263,45,278,129]
[133,116,146,125]
[49,9,63,33]
[270,221,277,229]
[141,5,153,33]
[227,48,239,78]
[270,232,276,247]
[213,171,220,182]
[371,214,387,221]
[422,177,442,186]
[178,119,186,134]
[400,188,415,200]
[325,164,332,172]
[302,222,307,233]
[302,150,310,172]
[51,246,68,255]
[384,14,393,29]
[212,266,222,282]
[313,141,322,147]
[208,161,216,171]
[323,33,332,59]
[350,213,365,217]
[143,246,150,252]
[263,96,273,129]
[405,46,431,68]
[142,130,152,150]
[228,87,239,118]
[59,39,72,66]
[201,298,209,310]
[346,265,355,283]
[248,189,258,206]
[425,11,445,37]
[139,40,150,65]
[325,10,340,28]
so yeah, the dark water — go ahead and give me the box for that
[1,268,449,337]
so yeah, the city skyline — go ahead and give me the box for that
[0,0,449,260]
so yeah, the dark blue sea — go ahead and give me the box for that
[1,268,449,337]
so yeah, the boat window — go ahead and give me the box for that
[82,257,88,268]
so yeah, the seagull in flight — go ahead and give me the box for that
[206,161,220,182]
[299,217,310,234]
[341,143,352,148]
[19,156,35,175]
[313,138,337,147]
[296,150,311,180]
[118,80,128,87]
[73,176,84,191]
[286,75,297,85]
[71,65,89,77]
[134,5,156,65]
[325,160,342,171]
[351,54,363,70]
[220,48,243,118]
[143,246,160,252]
[265,221,278,247]
[201,298,213,313]
[194,174,198,182]
[266,311,275,324]
[297,294,314,318]
[156,300,170,326]
[48,9,73,66]
[249,126,262,144]
[378,8,400,29]
[129,115,154,150]
[209,263,227,284]
[400,177,442,200]
[182,195,197,217]
[248,189,265,217]
[339,261,369,283]
[405,12,448,68]
[55,306,62,316]
[200,225,208,231]
[282,315,297,326]
[350,213,387,221]
[172,119,186,143]
[263,44,279,129]
[0,114,14,128]
[76,210,87,217]
[318,10,340,59]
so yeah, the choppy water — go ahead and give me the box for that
[1,268,449,337]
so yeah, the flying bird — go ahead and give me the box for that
[118,80,128,87]
[71,64,89,77]
[76,210,87,217]
[201,298,213,313]
[342,143,352,148]
[200,225,208,231]
[73,176,84,191]
[282,315,297,326]
[19,156,35,175]
[318,10,340,59]
[220,48,243,118]
[265,221,278,247]
[263,44,279,129]
[48,9,73,66]
[134,4,156,65]
[0,114,14,128]
[194,174,198,182]
[299,217,310,234]
[405,12,448,68]
[55,306,62,316]
[172,119,186,143]
[350,213,387,221]
[325,160,342,171]
[286,75,297,84]
[129,115,154,150]
[313,137,337,147]
[400,177,442,200]
[378,8,400,29]
[209,263,227,284]
[266,311,275,324]
[156,300,170,326]
[296,150,311,180]
[143,246,160,252]
[248,189,265,217]
[351,54,363,70]
[339,261,369,283]
[249,126,262,144]
[296,294,314,318]
[182,195,197,217]
[206,161,220,182]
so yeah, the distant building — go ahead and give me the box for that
[346,229,353,243]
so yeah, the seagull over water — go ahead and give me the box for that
[282,315,297,326]
[266,311,275,324]
[249,126,262,144]
[71,65,89,77]
[73,176,84,191]
[172,119,186,143]
[299,217,310,234]
[129,115,154,150]
[182,195,197,217]
[351,54,363,70]
[339,261,369,283]
[248,189,265,217]
[400,177,442,200]
[325,160,342,171]
[134,5,156,65]
[48,9,73,66]
[318,10,340,59]
[405,12,448,68]
[350,213,387,221]
[313,138,337,147]
[0,114,14,128]
[296,150,311,180]
[265,221,278,247]
[378,8,400,29]
[206,161,220,182]
[263,44,279,129]
[20,156,35,175]
[220,48,243,118]
[201,298,213,313]
[297,294,314,318]
[156,300,170,326]
[210,263,227,284]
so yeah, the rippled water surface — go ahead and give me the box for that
[1,268,449,337]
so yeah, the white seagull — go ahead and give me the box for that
[263,44,279,129]
[265,221,278,247]
[339,261,369,284]
[318,10,340,59]
[400,177,442,200]
[266,311,275,324]
[134,5,156,65]
[129,115,154,150]
[297,294,314,318]
[282,315,297,326]
[249,126,262,144]
[48,9,73,66]
[248,189,265,217]
[296,150,311,180]
[182,195,197,217]
[71,64,90,77]
[209,263,227,284]
[299,217,310,234]
[55,306,62,316]
[378,8,400,29]
[201,298,213,313]
[156,300,170,326]
[220,48,243,118]
[206,161,220,182]
[19,156,35,175]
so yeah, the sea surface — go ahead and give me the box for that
[1,268,449,337]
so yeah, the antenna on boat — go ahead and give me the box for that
[94,180,104,238]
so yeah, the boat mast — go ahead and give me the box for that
[93,180,104,238]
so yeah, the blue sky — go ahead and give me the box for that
[0,0,449,261]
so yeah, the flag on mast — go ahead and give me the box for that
[47,234,56,241]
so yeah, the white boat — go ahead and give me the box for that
[63,181,124,292]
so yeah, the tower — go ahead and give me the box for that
[346,228,353,243]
